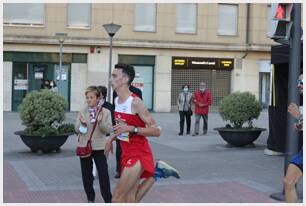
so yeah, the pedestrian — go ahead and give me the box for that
[177,84,193,135]
[90,85,115,179]
[104,63,180,203]
[98,85,115,123]
[112,83,143,179]
[41,80,50,89]
[49,80,58,92]
[192,81,212,136]
[284,74,303,203]
[75,86,113,203]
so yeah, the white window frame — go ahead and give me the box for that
[176,3,197,34]
[67,3,91,29]
[134,3,157,32]
[217,4,238,36]
[3,3,45,27]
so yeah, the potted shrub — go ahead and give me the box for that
[214,92,266,147]
[14,89,75,153]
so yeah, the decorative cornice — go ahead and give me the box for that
[4,35,272,52]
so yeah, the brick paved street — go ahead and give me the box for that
[3,111,302,203]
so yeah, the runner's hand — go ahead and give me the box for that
[294,123,303,131]
[114,120,130,135]
[288,103,300,120]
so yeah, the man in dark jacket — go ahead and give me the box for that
[97,86,115,125]
[192,81,212,136]
[112,84,142,178]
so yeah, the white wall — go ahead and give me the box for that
[231,59,260,99]
[87,51,109,86]
[87,49,118,102]
[3,62,12,111]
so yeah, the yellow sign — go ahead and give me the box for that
[174,59,186,66]
[221,60,233,67]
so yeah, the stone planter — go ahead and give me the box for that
[14,131,74,153]
[214,127,266,147]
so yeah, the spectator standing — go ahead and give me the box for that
[192,81,212,136]
[177,84,193,135]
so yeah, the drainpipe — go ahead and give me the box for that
[242,3,250,60]
[246,3,250,45]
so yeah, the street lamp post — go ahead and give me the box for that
[55,32,67,86]
[103,23,121,103]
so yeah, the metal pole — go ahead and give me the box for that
[270,3,301,202]
[285,3,301,171]
[59,42,63,83]
[107,36,113,103]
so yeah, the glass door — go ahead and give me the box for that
[28,64,49,92]
[54,64,70,110]
[132,66,154,110]
[12,63,28,111]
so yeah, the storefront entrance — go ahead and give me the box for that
[12,62,70,111]
[12,63,28,111]
[171,57,233,111]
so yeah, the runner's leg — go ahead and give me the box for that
[284,164,302,202]
[125,178,140,202]
[134,177,155,202]
[112,160,144,203]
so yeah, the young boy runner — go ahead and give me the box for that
[104,63,180,203]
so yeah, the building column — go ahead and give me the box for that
[154,55,172,112]
[3,61,13,111]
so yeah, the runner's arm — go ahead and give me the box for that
[130,97,160,137]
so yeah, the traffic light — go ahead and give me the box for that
[269,3,293,41]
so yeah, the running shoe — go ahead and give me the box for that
[154,160,180,179]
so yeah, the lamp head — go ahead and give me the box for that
[103,23,121,37]
[55,32,67,43]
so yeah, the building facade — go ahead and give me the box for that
[4,3,276,112]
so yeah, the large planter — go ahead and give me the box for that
[14,131,73,153]
[214,127,266,147]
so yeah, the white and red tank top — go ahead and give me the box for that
[114,93,152,156]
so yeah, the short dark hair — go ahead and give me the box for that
[182,84,190,90]
[97,85,107,99]
[115,63,135,85]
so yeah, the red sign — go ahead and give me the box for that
[275,4,285,19]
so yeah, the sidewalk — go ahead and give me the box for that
[3,111,302,203]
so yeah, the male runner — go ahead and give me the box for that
[104,63,180,203]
